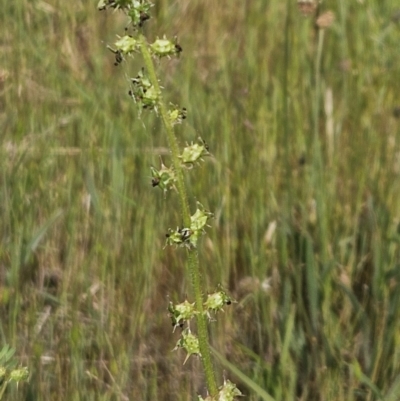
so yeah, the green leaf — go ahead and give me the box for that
[23,209,64,265]
[212,347,276,401]
[384,374,400,401]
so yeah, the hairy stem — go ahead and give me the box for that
[138,34,218,396]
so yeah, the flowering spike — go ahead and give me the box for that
[100,1,223,395]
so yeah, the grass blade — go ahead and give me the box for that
[212,347,276,401]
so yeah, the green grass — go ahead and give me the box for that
[1,1,400,400]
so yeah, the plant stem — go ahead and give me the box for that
[312,29,329,264]
[138,34,218,396]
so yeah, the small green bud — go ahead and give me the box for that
[131,69,152,89]
[98,0,137,11]
[129,69,159,110]
[165,205,212,248]
[0,366,6,379]
[150,36,182,58]
[204,288,233,315]
[174,328,201,364]
[180,138,209,166]
[141,85,159,108]
[188,203,213,246]
[127,1,153,28]
[9,367,29,382]
[218,380,243,401]
[198,381,242,401]
[168,300,197,330]
[168,106,187,125]
[165,227,193,248]
[115,35,138,54]
[198,396,215,401]
[190,203,213,232]
[99,1,153,28]
[151,163,176,192]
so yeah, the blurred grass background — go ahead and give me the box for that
[1,0,400,400]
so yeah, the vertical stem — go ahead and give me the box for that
[138,35,190,225]
[138,34,218,396]
[312,29,328,264]
[282,0,292,209]
[313,30,324,150]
